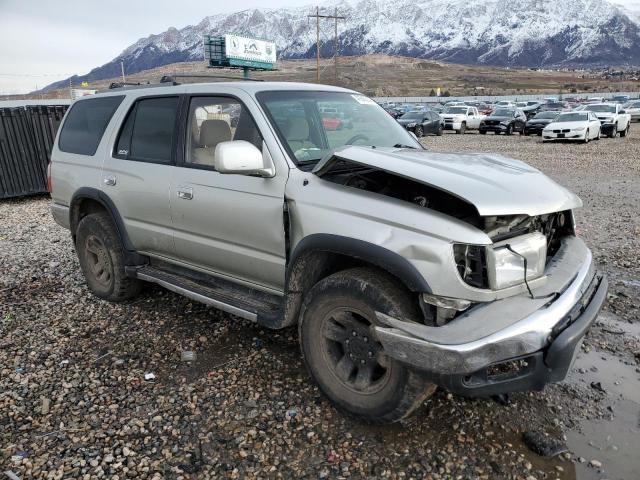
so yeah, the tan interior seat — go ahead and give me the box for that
[284,118,315,152]
[192,119,231,166]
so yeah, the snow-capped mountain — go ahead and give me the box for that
[47,0,640,90]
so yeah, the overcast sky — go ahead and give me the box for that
[1,0,639,94]
[0,0,312,94]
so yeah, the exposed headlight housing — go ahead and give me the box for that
[406,122,417,128]
[487,232,547,289]
[454,232,547,291]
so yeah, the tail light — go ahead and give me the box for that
[47,162,52,193]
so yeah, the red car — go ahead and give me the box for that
[322,116,342,131]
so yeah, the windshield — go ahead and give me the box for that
[555,113,588,122]
[586,104,616,113]
[257,91,421,164]
[444,106,468,114]
[534,112,559,119]
[628,102,640,108]
[492,109,515,117]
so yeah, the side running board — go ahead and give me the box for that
[132,265,282,324]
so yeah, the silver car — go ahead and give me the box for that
[49,81,607,423]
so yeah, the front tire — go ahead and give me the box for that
[299,268,436,424]
[436,124,443,136]
[76,213,141,302]
[457,122,466,134]
[505,124,513,135]
[620,124,629,137]
[583,129,590,143]
[414,125,424,137]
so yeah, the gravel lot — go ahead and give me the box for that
[1,132,639,480]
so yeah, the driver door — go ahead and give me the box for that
[170,95,288,291]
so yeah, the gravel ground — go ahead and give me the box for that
[1,132,639,480]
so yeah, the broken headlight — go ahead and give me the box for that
[453,244,489,289]
[487,232,547,289]
[454,232,547,290]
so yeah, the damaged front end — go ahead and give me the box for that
[309,146,606,397]
[313,148,578,325]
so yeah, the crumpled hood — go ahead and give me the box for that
[313,146,582,217]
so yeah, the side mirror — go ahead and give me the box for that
[215,140,275,177]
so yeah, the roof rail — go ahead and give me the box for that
[160,74,264,83]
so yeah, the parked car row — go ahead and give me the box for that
[389,98,633,143]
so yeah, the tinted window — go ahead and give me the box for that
[116,97,179,163]
[59,96,124,155]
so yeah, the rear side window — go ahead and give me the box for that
[115,96,179,163]
[58,96,124,155]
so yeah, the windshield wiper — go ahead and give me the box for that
[393,143,419,149]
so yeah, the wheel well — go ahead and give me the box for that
[281,250,420,328]
[70,198,108,235]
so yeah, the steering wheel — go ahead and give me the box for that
[345,134,371,145]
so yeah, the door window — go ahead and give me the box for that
[115,96,179,163]
[185,96,263,168]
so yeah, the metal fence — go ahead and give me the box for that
[0,105,68,200]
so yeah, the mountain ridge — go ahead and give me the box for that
[45,0,640,91]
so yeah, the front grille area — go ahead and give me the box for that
[553,129,570,133]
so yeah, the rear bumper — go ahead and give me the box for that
[374,238,607,396]
[51,202,70,230]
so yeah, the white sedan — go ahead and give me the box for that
[625,100,640,122]
[542,111,601,143]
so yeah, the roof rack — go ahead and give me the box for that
[97,73,264,94]
[159,74,264,83]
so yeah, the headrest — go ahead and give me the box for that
[199,120,231,148]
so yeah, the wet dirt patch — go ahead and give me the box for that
[565,349,640,480]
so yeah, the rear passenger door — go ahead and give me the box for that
[170,95,287,292]
[101,95,180,257]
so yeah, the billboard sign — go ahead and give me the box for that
[224,34,276,69]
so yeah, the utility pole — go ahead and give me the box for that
[308,7,345,84]
[120,61,126,83]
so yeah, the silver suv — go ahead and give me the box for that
[49,81,607,423]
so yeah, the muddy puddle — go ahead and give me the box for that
[565,348,640,480]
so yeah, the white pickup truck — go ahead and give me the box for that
[440,106,485,134]
[584,103,631,137]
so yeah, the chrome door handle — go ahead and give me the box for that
[103,175,117,186]
[177,187,193,200]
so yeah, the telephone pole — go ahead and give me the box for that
[308,7,345,84]
[120,61,126,83]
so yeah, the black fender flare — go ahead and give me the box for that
[287,233,431,293]
[70,187,145,265]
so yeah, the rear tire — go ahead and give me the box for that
[76,213,141,302]
[299,268,436,424]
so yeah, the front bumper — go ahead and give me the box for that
[524,124,546,135]
[374,237,607,396]
[543,131,586,141]
[443,120,462,130]
[479,124,508,133]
